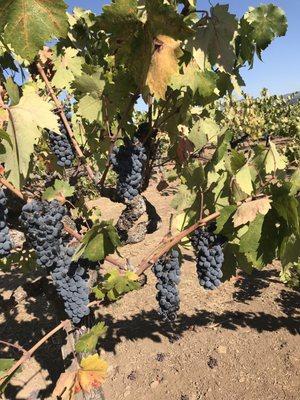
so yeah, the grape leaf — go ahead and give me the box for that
[93,269,140,302]
[101,0,139,36]
[75,354,108,393]
[146,35,181,100]
[239,214,265,253]
[205,130,233,172]
[75,322,108,353]
[233,197,272,227]
[188,118,220,150]
[245,4,287,54]
[4,77,19,106]
[264,141,287,173]
[76,95,102,123]
[171,61,218,97]
[187,5,238,73]
[290,168,300,196]
[215,205,237,234]
[235,165,253,195]
[73,221,121,262]
[0,359,15,375]
[171,185,197,211]
[0,87,60,189]
[146,0,192,39]
[272,185,299,234]
[42,180,75,202]
[0,0,68,61]
[52,48,84,89]
[72,71,105,97]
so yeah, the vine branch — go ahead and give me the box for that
[0,320,69,385]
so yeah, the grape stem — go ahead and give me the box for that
[137,211,220,275]
[36,62,96,183]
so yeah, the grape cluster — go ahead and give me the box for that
[152,249,181,321]
[48,110,75,168]
[0,189,13,258]
[110,137,147,202]
[20,200,66,268]
[51,246,90,324]
[191,228,224,290]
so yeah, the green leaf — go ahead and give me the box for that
[187,4,238,73]
[279,234,300,267]
[72,71,105,97]
[0,0,68,61]
[222,243,238,280]
[205,130,233,173]
[272,185,299,234]
[229,150,246,174]
[235,165,253,195]
[146,0,192,39]
[215,205,237,234]
[101,0,139,36]
[245,4,287,53]
[171,62,218,98]
[0,359,15,375]
[0,87,60,189]
[0,129,12,148]
[42,179,75,201]
[239,214,265,253]
[77,95,102,123]
[52,48,84,89]
[189,118,221,150]
[290,168,300,196]
[171,185,196,211]
[4,77,19,106]
[75,322,108,353]
[74,222,121,263]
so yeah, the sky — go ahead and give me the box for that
[66,0,300,97]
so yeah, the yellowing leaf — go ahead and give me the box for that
[146,35,180,99]
[265,141,287,173]
[75,354,108,393]
[233,197,272,227]
[0,87,59,188]
[235,165,253,195]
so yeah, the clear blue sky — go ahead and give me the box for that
[66,0,299,97]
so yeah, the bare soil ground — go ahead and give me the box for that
[0,182,299,400]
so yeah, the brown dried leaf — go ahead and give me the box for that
[146,35,180,99]
[52,371,76,400]
[233,197,272,227]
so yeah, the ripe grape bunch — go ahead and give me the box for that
[152,249,181,321]
[0,189,13,258]
[48,108,75,168]
[191,227,224,290]
[51,246,90,324]
[110,137,147,202]
[20,200,66,268]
